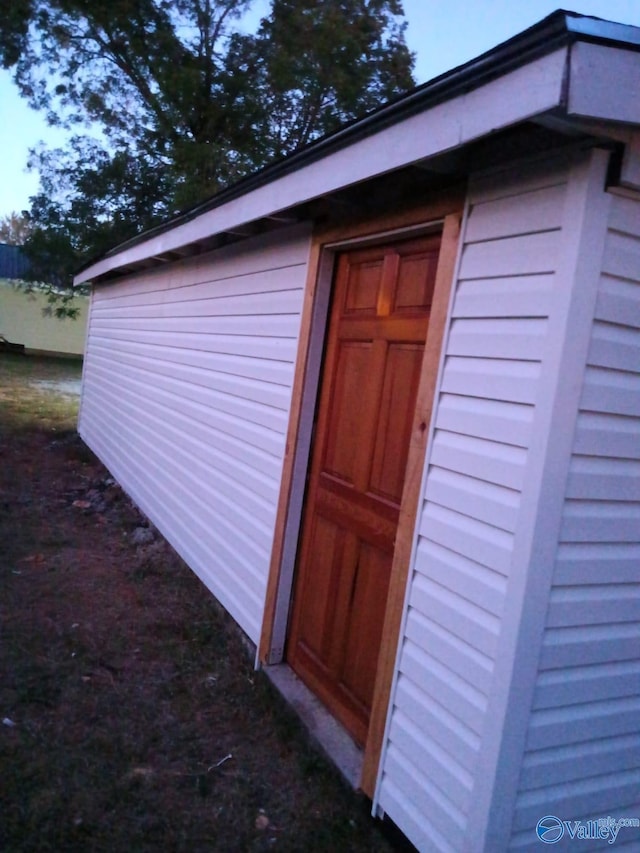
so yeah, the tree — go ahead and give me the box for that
[1,0,415,285]
[231,0,414,161]
[24,136,174,287]
[0,212,32,245]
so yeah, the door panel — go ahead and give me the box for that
[340,542,392,710]
[370,343,424,503]
[294,515,343,661]
[287,233,441,745]
[323,342,373,484]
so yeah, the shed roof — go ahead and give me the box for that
[76,9,640,286]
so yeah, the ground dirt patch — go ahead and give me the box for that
[0,354,407,853]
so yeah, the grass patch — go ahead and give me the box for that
[0,353,82,433]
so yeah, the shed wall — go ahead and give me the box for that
[507,189,640,851]
[79,225,311,642]
[374,151,608,852]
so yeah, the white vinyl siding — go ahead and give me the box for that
[374,150,625,852]
[507,190,640,851]
[79,225,311,643]
[374,154,577,852]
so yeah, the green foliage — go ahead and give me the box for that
[23,135,173,288]
[19,279,86,320]
[233,0,415,159]
[1,1,415,287]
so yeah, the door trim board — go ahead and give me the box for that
[259,192,464,794]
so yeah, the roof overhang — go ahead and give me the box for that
[75,13,640,286]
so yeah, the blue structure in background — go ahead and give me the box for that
[0,243,30,280]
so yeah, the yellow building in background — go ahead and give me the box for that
[0,280,88,358]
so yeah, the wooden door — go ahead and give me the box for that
[286,233,441,745]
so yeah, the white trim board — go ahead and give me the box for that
[568,43,640,126]
[470,148,612,851]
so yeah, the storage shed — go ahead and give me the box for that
[75,11,640,852]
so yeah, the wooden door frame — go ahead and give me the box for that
[259,189,464,795]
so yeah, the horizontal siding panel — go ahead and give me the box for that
[458,231,560,278]
[80,419,273,591]
[87,343,291,411]
[608,193,640,235]
[572,412,640,459]
[88,337,294,386]
[90,311,300,338]
[388,709,474,814]
[467,157,570,204]
[81,227,310,646]
[440,356,541,405]
[424,467,520,533]
[565,456,640,501]
[547,584,640,627]
[399,640,488,735]
[88,353,288,434]
[394,674,481,773]
[519,734,640,790]
[415,539,508,618]
[580,366,640,416]
[429,430,527,490]
[91,227,310,302]
[560,500,640,542]
[464,184,565,243]
[80,415,266,639]
[85,360,285,459]
[419,501,514,579]
[587,320,640,371]
[409,572,501,660]
[89,354,288,436]
[452,274,553,318]
[595,275,640,328]
[87,326,299,362]
[446,317,547,360]
[94,290,302,328]
[381,745,466,849]
[525,696,640,751]
[82,387,276,541]
[405,606,494,693]
[382,162,571,850]
[92,270,305,311]
[82,378,280,515]
[539,623,640,668]
[435,394,533,448]
[601,229,640,281]
[378,777,457,853]
[84,365,282,484]
[533,661,640,709]
[554,542,640,584]
[512,768,640,832]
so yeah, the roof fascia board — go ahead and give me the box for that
[565,14,640,46]
[568,42,640,126]
[75,47,569,285]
